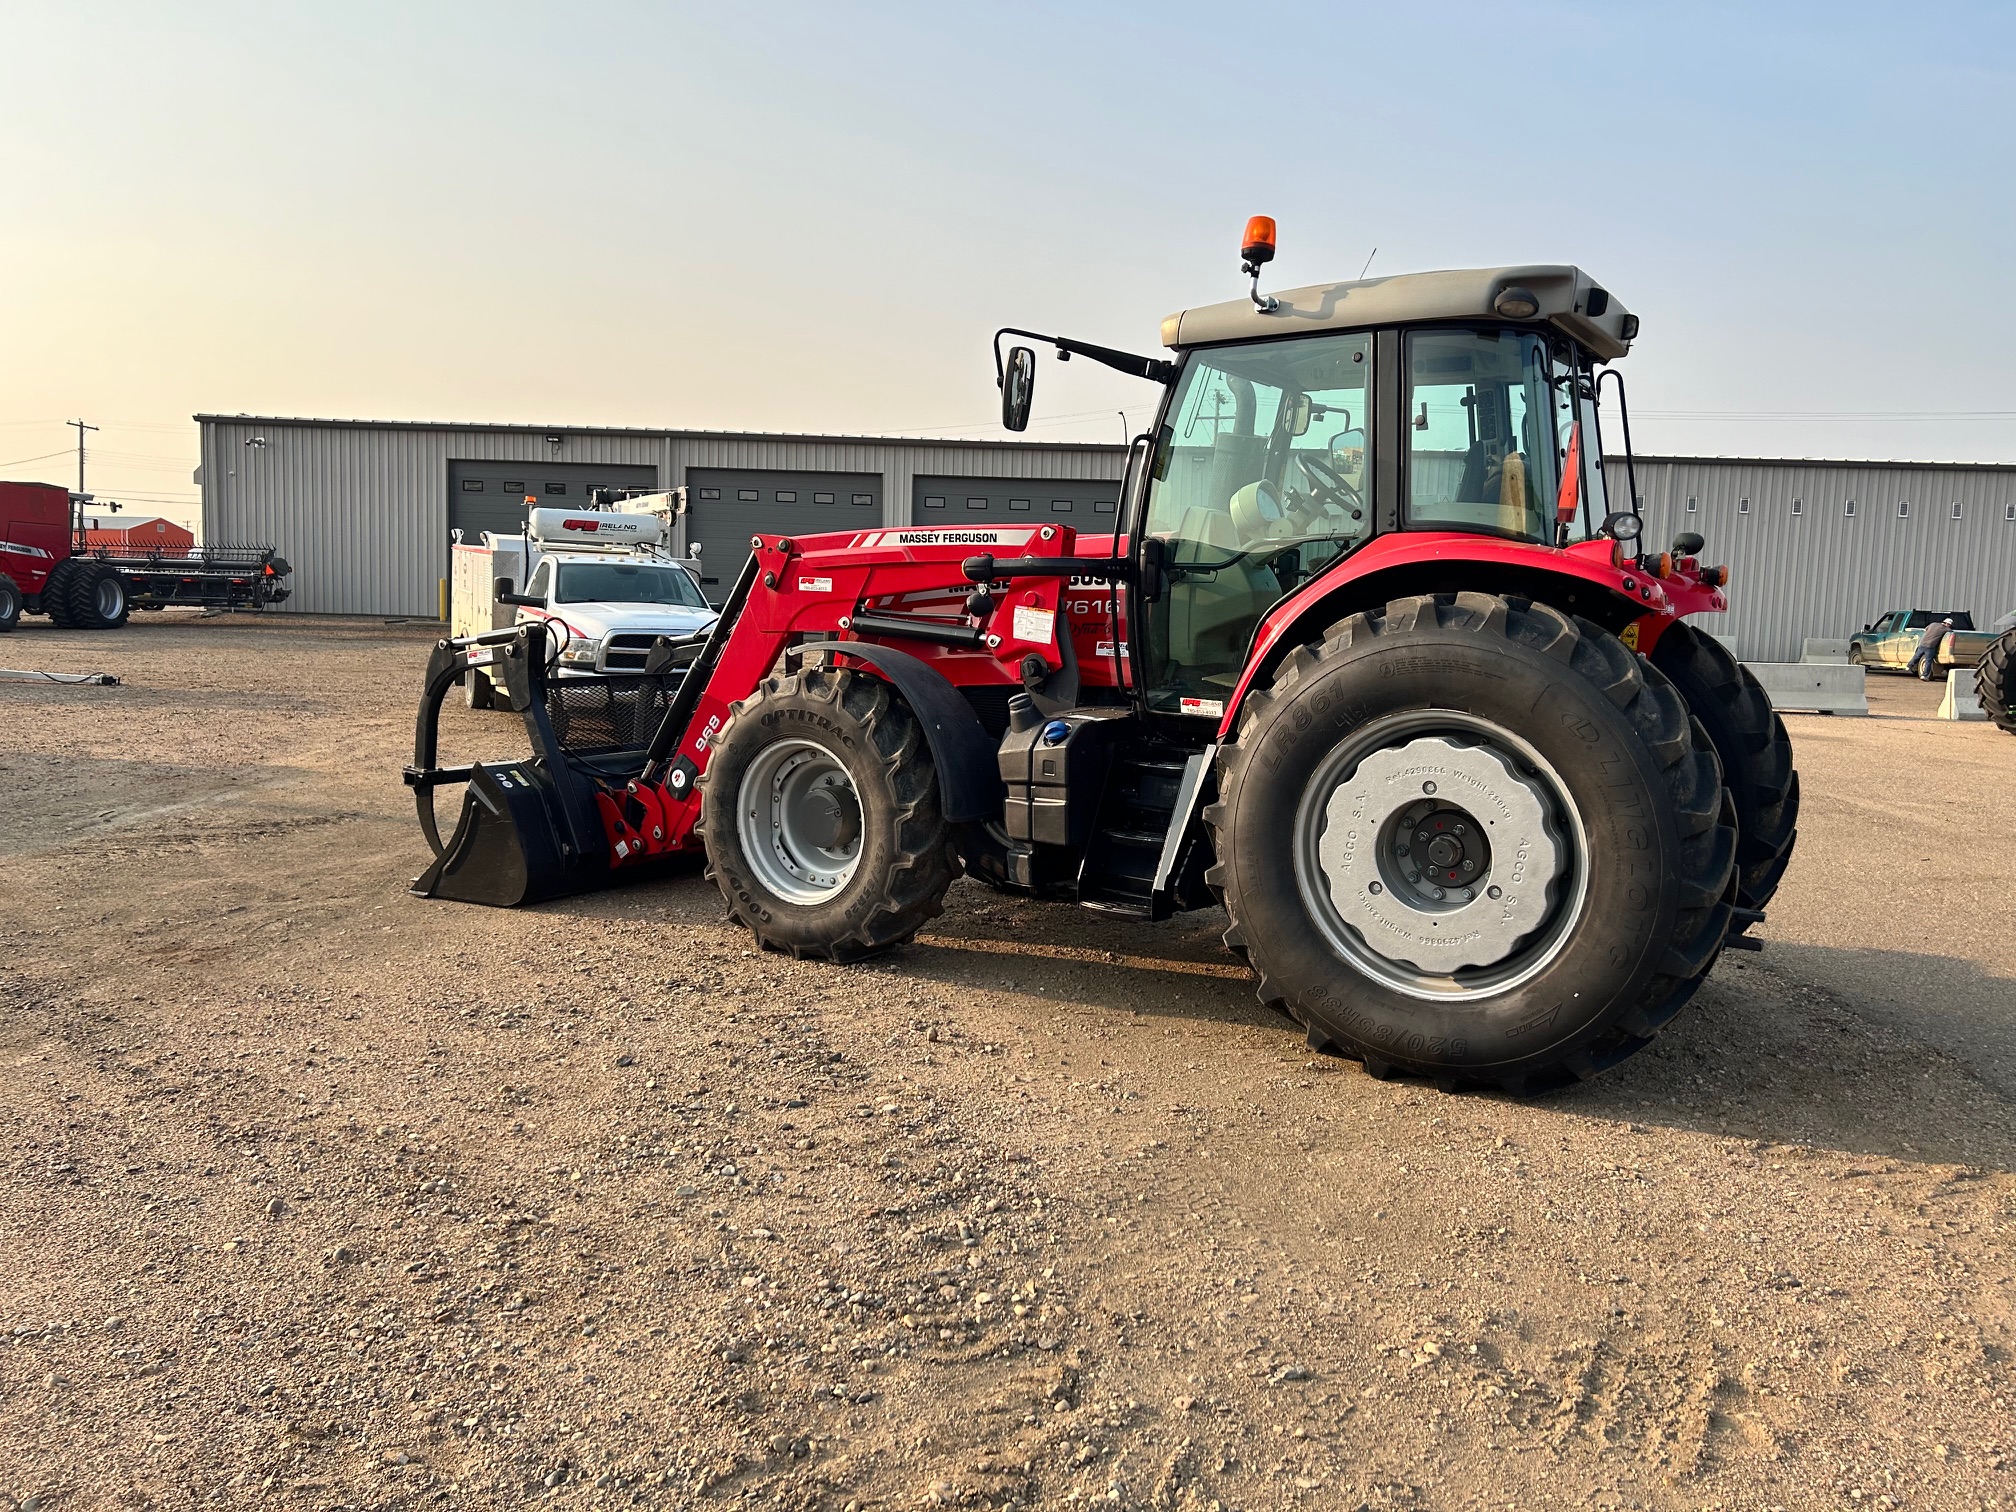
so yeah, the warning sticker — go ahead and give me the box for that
[1178,697,1224,719]
[796,576,833,593]
[1011,604,1056,644]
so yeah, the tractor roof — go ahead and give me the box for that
[1161,265,1635,362]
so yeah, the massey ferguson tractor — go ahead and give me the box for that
[407,220,1799,1094]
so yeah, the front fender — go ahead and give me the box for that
[822,641,1006,823]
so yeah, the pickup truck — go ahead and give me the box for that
[1848,609,1999,672]
[451,505,715,708]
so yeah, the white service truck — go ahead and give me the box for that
[450,502,715,709]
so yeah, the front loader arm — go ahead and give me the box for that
[636,522,1090,852]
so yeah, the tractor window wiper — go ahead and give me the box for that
[994,328,1178,386]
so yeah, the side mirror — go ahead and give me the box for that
[1001,345,1036,432]
[1285,393,1312,437]
[1672,531,1705,556]
[495,576,542,608]
[1139,536,1166,604]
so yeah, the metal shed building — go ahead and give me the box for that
[197,416,1126,617]
[196,416,2016,659]
[1622,455,2016,660]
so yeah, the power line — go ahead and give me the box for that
[0,448,76,469]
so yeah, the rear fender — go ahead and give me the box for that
[1215,532,1680,740]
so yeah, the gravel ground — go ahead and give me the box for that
[1,614,2011,1511]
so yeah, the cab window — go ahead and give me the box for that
[525,560,552,599]
[1406,328,1568,544]
[1139,331,1372,715]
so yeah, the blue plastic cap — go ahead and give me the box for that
[1041,719,1070,745]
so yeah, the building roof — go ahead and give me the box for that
[1162,265,1636,361]
[193,415,1126,453]
[1623,453,2016,475]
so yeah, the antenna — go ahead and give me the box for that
[1358,247,1378,280]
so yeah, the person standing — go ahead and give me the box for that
[1906,617,1953,680]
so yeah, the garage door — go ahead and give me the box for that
[911,475,1121,528]
[686,469,881,601]
[448,459,659,545]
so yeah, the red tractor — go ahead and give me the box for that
[409,222,1797,1093]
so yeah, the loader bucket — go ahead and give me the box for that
[403,626,639,907]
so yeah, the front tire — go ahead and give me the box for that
[41,559,82,628]
[1205,592,1735,1094]
[67,562,130,629]
[1651,622,1799,917]
[698,660,961,962]
[0,573,19,633]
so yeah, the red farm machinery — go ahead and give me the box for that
[407,221,1798,1094]
[0,480,291,631]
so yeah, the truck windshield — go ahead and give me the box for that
[1139,330,1372,715]
[554,562,707,607]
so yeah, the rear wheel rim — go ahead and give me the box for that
[737,739,864,904]
[94,576,125,619]
[1291,710,1589,1001]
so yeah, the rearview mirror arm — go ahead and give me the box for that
[993,328,1177,386]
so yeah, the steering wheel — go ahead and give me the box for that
[1294,450,1366,517]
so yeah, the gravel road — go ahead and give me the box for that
[1,615,2011,1511]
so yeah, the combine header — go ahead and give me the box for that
[406,221,1799,1094]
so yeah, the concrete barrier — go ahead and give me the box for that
[1938,668,1987,721]
[1800,638,1851,664]
[1742,662,1869,716]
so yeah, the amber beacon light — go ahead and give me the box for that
[1241,216,1277,266]
[1241,216,1279,311]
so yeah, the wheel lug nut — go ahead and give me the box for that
[1396,845,1409,857]
[1431,886,1446,900]
[1463,860,1475,871]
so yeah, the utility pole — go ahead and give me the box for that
[67,419,98,494]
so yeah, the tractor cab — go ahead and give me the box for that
[1000,240,1640,730]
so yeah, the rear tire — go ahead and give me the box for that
[1978,625,2016,736]
[699,660,961,962]
[1650,621,1800,918]
[0,574,19,632]
[66,562,130,629]
[1205,592,1735,1094]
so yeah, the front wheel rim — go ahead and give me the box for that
[95,577,124,618]
[737,739,864,904]
[1291,710,1590,1001]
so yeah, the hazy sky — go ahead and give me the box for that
[6,0,2013,528]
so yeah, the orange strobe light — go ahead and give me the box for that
[1242,216,1277,266]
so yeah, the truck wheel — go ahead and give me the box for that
[1978,625,2016,736]
[1650,621,1799,917]
[67,563,130,629]
[41,559,81,628]
[699,661,961,962]
[465,667,494,710]
[1205,592,1735,1094]
[0,574,19,633]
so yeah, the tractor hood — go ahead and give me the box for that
[1160,265,1636,361]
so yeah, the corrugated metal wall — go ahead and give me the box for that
[199,419,1125,617]
[1619,457,2016,661]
